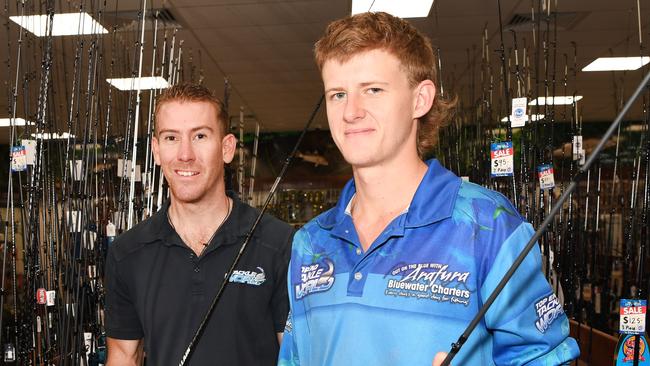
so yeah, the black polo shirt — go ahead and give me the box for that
[104,194,294,365]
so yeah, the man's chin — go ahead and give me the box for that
[343,155,378,169]
[169,190,204,205]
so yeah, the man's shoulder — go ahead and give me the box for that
[457,181,517,208]
[109,214,161,262]
[237,201,295,251]
[454,181,524,223]
[289,208,336,253]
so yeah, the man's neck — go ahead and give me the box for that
[167,189,231,246]
[350,156,428,251]
[352,157,428,216]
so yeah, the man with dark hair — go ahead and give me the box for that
[105,83,293,365]
[279,12,579,366]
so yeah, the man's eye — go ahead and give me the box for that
[330,92,346,101]
[367,87,382,94]
[163,135,176,141]
[194,133,207,141]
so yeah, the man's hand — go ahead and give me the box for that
[432,352,448,366]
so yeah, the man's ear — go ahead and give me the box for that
[222,133,237,164]
[413,79,436,119]
[151,136,160,166]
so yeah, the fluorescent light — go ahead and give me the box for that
[582,56,650,72]
[529,96,583,106]
[501,114,545,122]
[352,0,434,18]
[106,77,170,91]
[0,118,34,127]
[31,132,75,140]
[9,12,108,37]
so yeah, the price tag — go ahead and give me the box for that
[46,290,56,306]
[538,164,556,189]
[67,211,82,233]
[69,160,84,181]
[36,288,47,305]
[573,135,585,165]
[117,159,142,181]
[22,139,37,165]
[106,221,116,237]
[620,299,647,335]
[11,146,27,172]
[510,97,527,128]
[491,141,514,177]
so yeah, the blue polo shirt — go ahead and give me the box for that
[278,160,579,365]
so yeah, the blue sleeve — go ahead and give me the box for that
[481,223,580,365]
[278,308,300,366]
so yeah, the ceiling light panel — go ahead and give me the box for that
[582,56,650,72]
[0,118,34,127]
[106,77,170,91]
[529,96,583,106]
[9,12,108,37]
[352,0,435,18]
[31,132,74,140]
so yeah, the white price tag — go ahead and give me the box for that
[491,141,514,177]
[620,299,647,335]
[106,221,116,237]
[117,159,142,181]
[510,97,527,127]
[46,290,56,306]
[69,160,84,181]
[67,210,82,233]
[572,136,583,161]
[22,139,37,165]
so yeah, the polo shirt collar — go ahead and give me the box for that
[139,191,253,247]
[316,159,461,230]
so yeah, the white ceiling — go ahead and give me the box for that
[0,0,648,142]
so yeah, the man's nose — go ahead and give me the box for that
[343,94,365,122]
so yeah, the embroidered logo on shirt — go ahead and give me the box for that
[534,293,564,333]
[229,267,266,286]
[385,262,472,306]
[295,259,335,299]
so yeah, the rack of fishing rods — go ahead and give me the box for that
[0,0,205,363]
[434,0,649,346]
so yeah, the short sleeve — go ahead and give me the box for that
[271,229,294,332]
[104,246,144,340]
[277,305,300,365]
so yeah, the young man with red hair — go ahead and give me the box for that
[279,12,579,366]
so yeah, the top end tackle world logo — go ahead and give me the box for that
[295,259,335,299]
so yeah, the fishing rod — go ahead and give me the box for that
[126,0,148,230]
[440,67,650,366]
[238,107,245,197]
[496,0,518,206]
[248,121,260,205]
[142,11,160,220]
[1,0,27,356]
[178,95,324,365]
[154,30,170,213]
